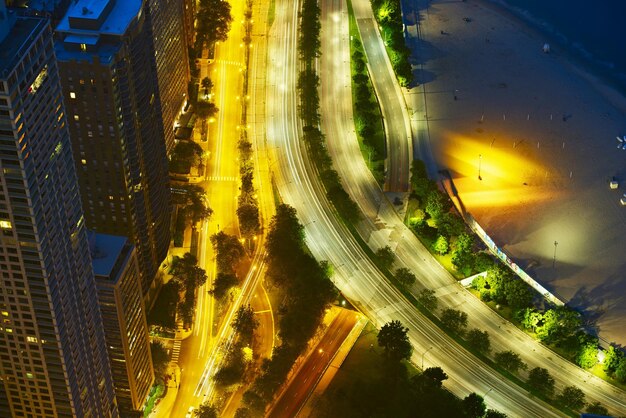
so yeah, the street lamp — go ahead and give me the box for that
[422,346,434,369]
[552,241,558,268]
[478,154,482,180]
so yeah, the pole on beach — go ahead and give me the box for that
[553,241,558,268]
[478,154,482,180]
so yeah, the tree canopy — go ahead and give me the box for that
[377,320,412,362]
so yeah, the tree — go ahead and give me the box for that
[211,231,246,274]
[195,0,233,50]
[201,77,213,96]
[585,402,608,415]
[150,341,169,378]
[170,253,208,291]
[466,328,491,354]
[425,189,449,221]
[494,350,527,374]
[440,309,468,335]
[211,272,238,299]
[195,100,219,119]
[615,359,626,383]
[194,402,218,418]
[432,235,449,255]
[437,212,464,238]
[557,386,585,410]
[474,252,495,271]
[375,246,395,270]
[462,393,486,418]
[484,410,508,418]
[395,267,416,286]
[527,367,555,397]
[502,279,533,309]
[234,408,252,418]
[169,140,204,174]
[418,289,438,311]
[603,346,624,374]
[232,305,259,339]
[577,342,598,369]
[237,203,260,238]
[173,185,212,228]
[377,320,412,362]
[415,366,448,389]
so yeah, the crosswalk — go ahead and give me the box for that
[171,340,181,364]
[206,176,238,182]
[215,59,243,67]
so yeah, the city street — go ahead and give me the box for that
[267,309,361,418]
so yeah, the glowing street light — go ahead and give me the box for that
[478,154,483,181]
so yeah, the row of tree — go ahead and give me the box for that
[194,0,233,57]
[296,0,360,224]
[241,205,337,414]
[209,231,245,300]
[169,140,203,175]
[351,42,386,168]
[171,185,213,246]
[370,0,413,86]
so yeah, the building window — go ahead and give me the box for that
[69,92,76,99]
[80,44,87,52]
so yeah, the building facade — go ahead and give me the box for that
[0,5,117,416]
[55,0,172,303]
[92,233,154,414]
[146,0,189,152]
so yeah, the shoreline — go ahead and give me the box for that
[406,0,626,345]
[481,0,626,118]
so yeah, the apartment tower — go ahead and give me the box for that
[55,0,171,304]
[91,233,154,414]
[0,3,117,416]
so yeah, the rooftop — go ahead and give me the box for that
[0,15,45,79]
[56,0,141,37]
[91,232,129,280]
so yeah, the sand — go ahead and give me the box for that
[403,0,626,345]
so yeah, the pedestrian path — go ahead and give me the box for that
[206,176,238,182]
[215,59,243,67]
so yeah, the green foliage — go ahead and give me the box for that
[462,393,486,418]
[603,346,624,374]
[577,342,599,369]
[210,272,238,300]
[214,342,246,387]
[465,328,491,354]
[377,320,412,362]
[172,185,213,228]
[395,267,417,286]
[484,410,508,418]
[615,359,626,383]
[425,189,449,221]
[194,402,219,418]
[557,386,585,410]
[232,304,259,343]
[418,289,438,312]
[237,202,260,238]
[234,408,252,418]
[502,279,533,309]
[298,0,322,68]
[494,350,527,374]
[440,309,468,336]
[170,253,208,291]
[409,160,432,199]
[148,281,179,329]
[473,252,495,271]
[297,70,320,126]
[150,341,169,378]
[437,212,464,238]
[527,367,555,397]
[417,367,448,388]
[210,231,245,274]
[195,100,219,119]
[432,235,449,255]
[195,0,233,51]
[169,140,203,174]
[585,402,609,415]
[375,245,395,270]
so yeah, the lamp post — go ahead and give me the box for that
[478,154,482,180]
[422,346,434,369]
[553,241,558,268]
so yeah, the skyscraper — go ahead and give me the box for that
[91,233,154,414]
[0,3,117,416]
[145,0,189,152]
[55,0,172,304]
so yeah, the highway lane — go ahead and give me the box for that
[267,0,560,416]
[319,0,626,415]
[267,309,360,418]
[350,0,412,193]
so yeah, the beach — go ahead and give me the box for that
[403,0,626,345]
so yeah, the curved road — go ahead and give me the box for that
[319,0,626,415]
[267,0,559,416]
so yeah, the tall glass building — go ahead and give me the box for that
[0,3,117,416]
[54,0,172,305]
